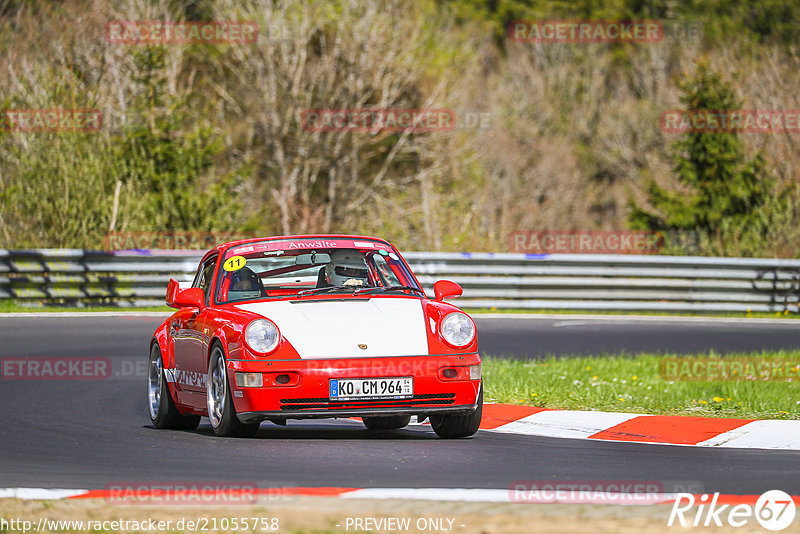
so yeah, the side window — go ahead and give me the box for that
[193,256,217,303]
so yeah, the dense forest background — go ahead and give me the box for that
[1,0,799,255]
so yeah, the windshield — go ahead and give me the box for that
[214,238,422,304]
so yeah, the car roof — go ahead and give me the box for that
[203,234,396,261]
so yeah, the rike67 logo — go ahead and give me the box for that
[668,490,796,531]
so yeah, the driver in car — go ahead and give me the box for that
[229,267,264,298]
[324,249,371,287]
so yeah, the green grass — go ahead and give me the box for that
[482,351,800,419]
[0,301,172,313]
[465,307,800,319]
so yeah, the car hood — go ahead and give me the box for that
[234,297,429,358]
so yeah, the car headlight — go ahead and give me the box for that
[440,312,475,347]
[245,319,280,354]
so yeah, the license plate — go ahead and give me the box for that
[329,377,413,401]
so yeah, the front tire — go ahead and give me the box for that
[148,343,200,430]
[362,415,411,430]
[430,384,483,439]
[207,344,259,438]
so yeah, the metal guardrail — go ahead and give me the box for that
[0,250,202,307]
[2,249,800,312]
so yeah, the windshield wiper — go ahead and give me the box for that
[296,285,357,297]
[355,285,426,296]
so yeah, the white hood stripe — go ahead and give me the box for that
[236,298,429,359]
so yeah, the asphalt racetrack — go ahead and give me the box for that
[1,313,799,493]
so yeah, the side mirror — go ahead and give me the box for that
[174,288,205,308]
[166,279,204,309]
[166,279,181,307]
[433,280,463,301]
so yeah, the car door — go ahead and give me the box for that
[172,254,217,406]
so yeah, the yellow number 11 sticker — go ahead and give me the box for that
[223,255,247,272]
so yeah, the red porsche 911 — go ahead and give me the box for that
[148,235,482,438]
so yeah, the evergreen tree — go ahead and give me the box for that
[628,61,773,240]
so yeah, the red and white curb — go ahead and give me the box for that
[0,489,88,500]
[349,403,798,449]
[470,404,800,450]
[1,487,799,508]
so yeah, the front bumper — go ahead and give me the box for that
[226,353,481,423]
